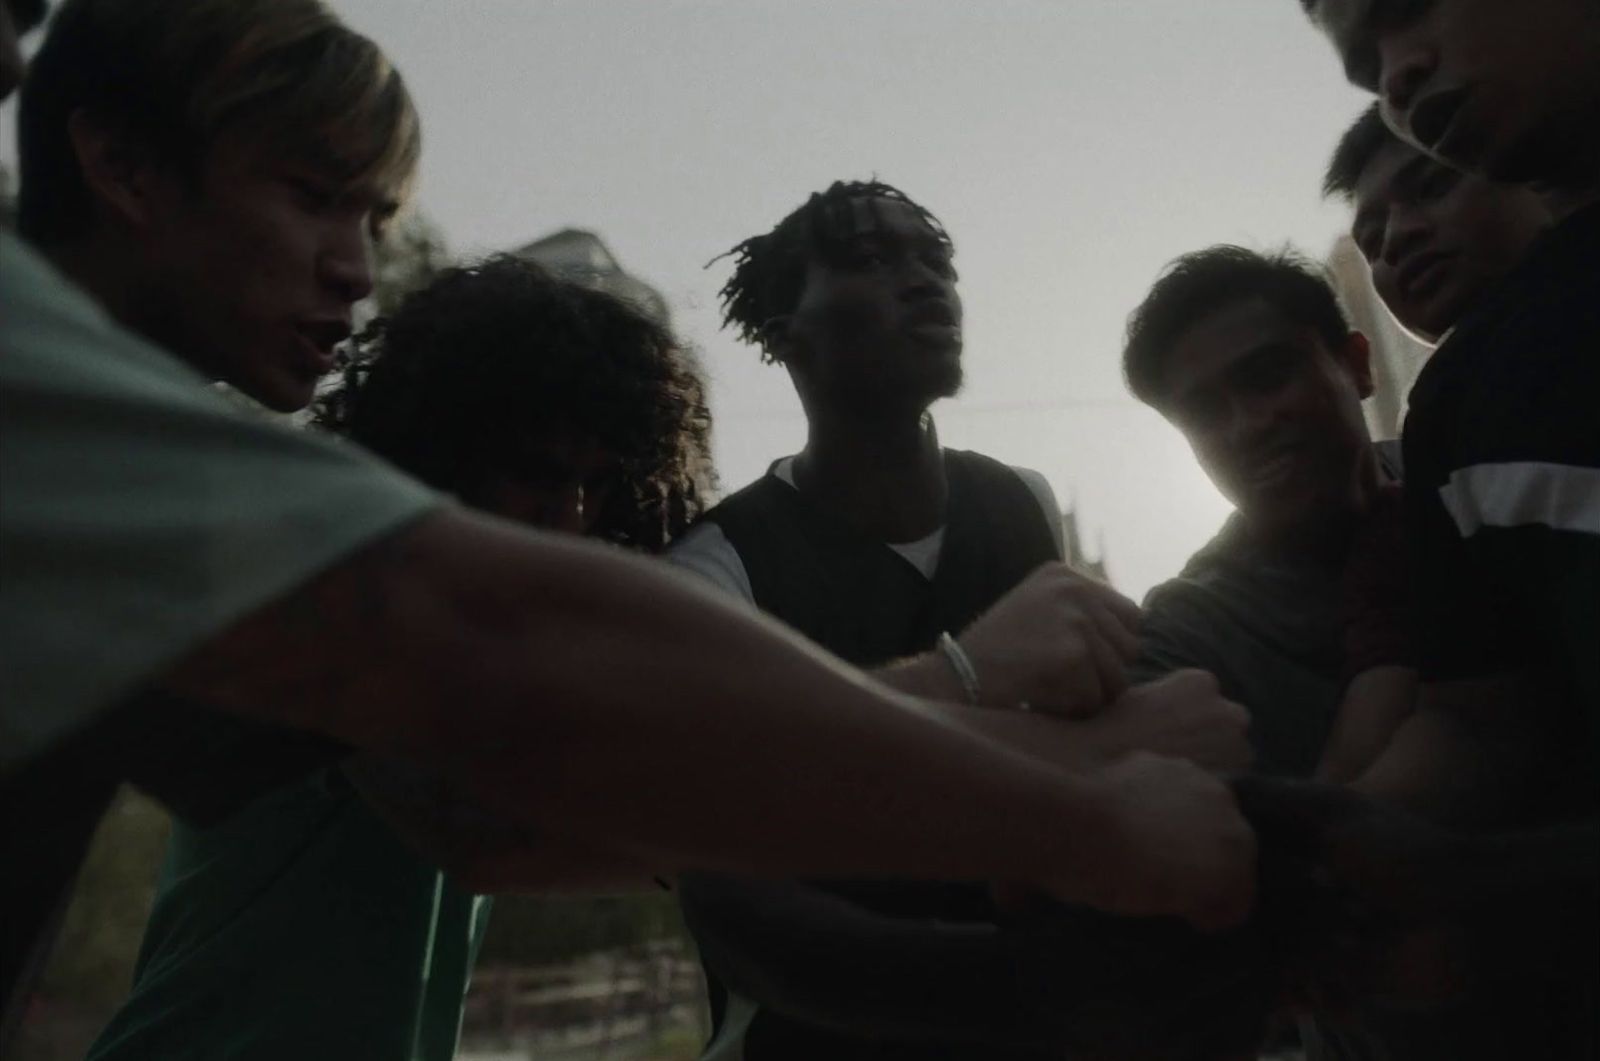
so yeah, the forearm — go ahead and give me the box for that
[345,755,656,893]
[876,653,968,706]
[1315,665,1417,784]
[1349,674,1541,823]
[163,510,1106,889]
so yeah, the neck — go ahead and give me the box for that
[793,400,947,542]
[1245,447,1383,565]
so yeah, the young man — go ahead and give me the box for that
[670,181,1254,1058]
[1296,0,1600,876]
[1125,246,1405,785]
[1,1,1258,1041]
[84,255,716,1060]
[1263,0,1600,1039]
[1125,245,1581,1060]
[1324,102,1550,344]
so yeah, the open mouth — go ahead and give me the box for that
[1396,251,1454,303]
[905,301,960,329]
[295,319,352,357]
[1244,442,1305,488]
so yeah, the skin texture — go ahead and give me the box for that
[1311,0,1600,195]
[56,118,394,412]
[1158,297,1379,544]
[775,196,964,416]
[1349,138,1550,341]
[158,507,1259,929]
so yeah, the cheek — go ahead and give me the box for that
[1370,263,1405,310]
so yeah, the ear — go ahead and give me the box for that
[759,314,797,365]
[67,108,171,231]
[1341,330,1376,399]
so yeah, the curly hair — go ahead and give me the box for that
[315,254,715,552]
[712,180,952,363]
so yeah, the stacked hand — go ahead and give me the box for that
[1231,776,1478,1010]
[957,561,1142,715]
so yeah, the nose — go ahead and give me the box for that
[1223,393,1278,451]
[1378,34,1436,127]
[320,221,376,305]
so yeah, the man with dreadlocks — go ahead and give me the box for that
[670,180,1255,1059]
[88,255,716,1061]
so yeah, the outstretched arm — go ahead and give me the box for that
[158,508,1256,925]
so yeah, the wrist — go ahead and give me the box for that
[937,631,983,707]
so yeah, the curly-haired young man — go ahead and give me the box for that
[86,256,716,1061]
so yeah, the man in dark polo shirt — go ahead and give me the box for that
[1262,0,1600,1047]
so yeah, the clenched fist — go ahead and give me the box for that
[958,561,1142,716]
[1087,669,1253,772]
[1064,751,1258,932]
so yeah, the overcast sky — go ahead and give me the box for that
[2,0,1372,598]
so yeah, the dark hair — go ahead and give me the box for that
[1324,103,1397,201]
[17,0,419,245]
[712,179,952,363]
[314,255,715,552]
[1123,245,1352,406]
[6,0,48,34]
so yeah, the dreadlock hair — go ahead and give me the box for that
[712,180,953,364]
[315,254,715,553]
[1324,103,1397,201]
[1123,245,1352,407]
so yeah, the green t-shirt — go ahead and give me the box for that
[0,233,441,768]
[86,768,490,1061]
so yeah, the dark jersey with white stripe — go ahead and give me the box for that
[1402,202,1600,779]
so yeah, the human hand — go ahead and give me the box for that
[1230,776,1476,1010]
[1086,669,1253,771]
[1065,751,1257,931]
[957,561,1141,716]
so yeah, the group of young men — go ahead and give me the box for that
[0,0,1594,1058]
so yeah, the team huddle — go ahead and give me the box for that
[1,0,1596,1059]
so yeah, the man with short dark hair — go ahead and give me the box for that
[1125,245,1406,786]
[1267,0,1600,1047]
[1126,243,1590,1059]
[1323,103,1550,343]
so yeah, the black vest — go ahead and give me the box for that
[708,449,1058,668]
[695,449,1059,1060]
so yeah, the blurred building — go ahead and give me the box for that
[1326,234,1432,441]
[513,228,671,327]
[1061,506,1108,582]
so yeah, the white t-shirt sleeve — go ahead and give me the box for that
[0,235,445,769]
[666,522,756,605]
[1011,466,1065,561]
